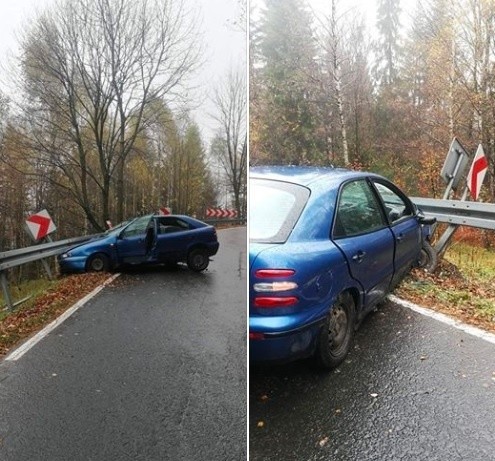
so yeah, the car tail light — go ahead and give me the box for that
[249,332,265,340]
[255,269,295,278]
[253,281,298,292]
[254,296,298,308]
[253,268,297,293]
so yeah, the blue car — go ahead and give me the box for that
[59,214,219,273]
[249,166,427,369]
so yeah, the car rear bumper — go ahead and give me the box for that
[208,242,220,256]
[249,317,325,363]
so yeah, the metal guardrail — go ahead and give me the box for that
[205,218,246,226]
[0,236,95,271]
[412,197,495,231]
[0,235,95,311]
[412,197,495,256]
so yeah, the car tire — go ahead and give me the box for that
[86,253,110,272]
[417,240,437,273]
[187,248,209,272]
[314,292,355,370]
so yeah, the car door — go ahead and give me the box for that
[155,217,194,262]
[332,179,395,308]
[372,180,422,287]
[115,215,154,264]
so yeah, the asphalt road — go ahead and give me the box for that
[0,227,246,461]
[250,298,495,461]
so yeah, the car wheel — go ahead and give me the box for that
[417,240,438,273]
[86,253,110,272]
[314,292,355,370]
[187,248,209,272]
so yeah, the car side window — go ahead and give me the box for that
[334,180,386,238]
[373,182,413,224]
[157,217,190,234]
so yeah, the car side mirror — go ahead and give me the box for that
[417,215,436,225]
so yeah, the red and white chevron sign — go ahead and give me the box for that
[467,144,488,200]
[206,208,238,219]
[26,209,57,241]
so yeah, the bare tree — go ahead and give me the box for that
[210,68,247,218]
[15,0,201,230]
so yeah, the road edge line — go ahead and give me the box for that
[389,294,495,345]
[5,273,121,362]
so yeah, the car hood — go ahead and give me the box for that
[64,233,112,253]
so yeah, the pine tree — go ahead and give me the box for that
[253,0,321,164]
[374,0,402,87]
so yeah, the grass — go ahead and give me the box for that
[0,278,55,321]
[397,241,495,331]
[445,242,495,280]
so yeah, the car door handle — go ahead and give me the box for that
[396,234,404,243]
[352,250,366,263]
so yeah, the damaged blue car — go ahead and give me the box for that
[59,214,219,273]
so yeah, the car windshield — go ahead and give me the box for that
[120,215,153,238]
[250,178,309,243]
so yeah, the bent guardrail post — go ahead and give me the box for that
[40,235,56,281]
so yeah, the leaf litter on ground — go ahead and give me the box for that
[0,272,113,356]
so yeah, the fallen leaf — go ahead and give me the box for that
[257,421,265,428]
[318,436,329,447]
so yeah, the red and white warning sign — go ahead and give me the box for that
[206,208,238,218]
[26,209,57,241]
[466,144,488,200]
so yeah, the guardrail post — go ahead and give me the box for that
[0,271,13,312]
[434,225,458,256]
[41,258,54,280]
[434,187,469,256]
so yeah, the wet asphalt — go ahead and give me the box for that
[250,298,495,461]
[0,227,246,461]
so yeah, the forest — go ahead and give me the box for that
[0,0,247,253]
[250,0,495,206]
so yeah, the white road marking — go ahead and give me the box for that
[389,294,495,345]
[5,273,120,361]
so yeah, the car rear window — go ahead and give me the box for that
[250,178,309,243]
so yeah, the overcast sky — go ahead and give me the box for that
[0,0,246,143]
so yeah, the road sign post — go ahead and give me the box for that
[435,141,489,256]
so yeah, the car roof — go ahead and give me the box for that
[250,165,380,190]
